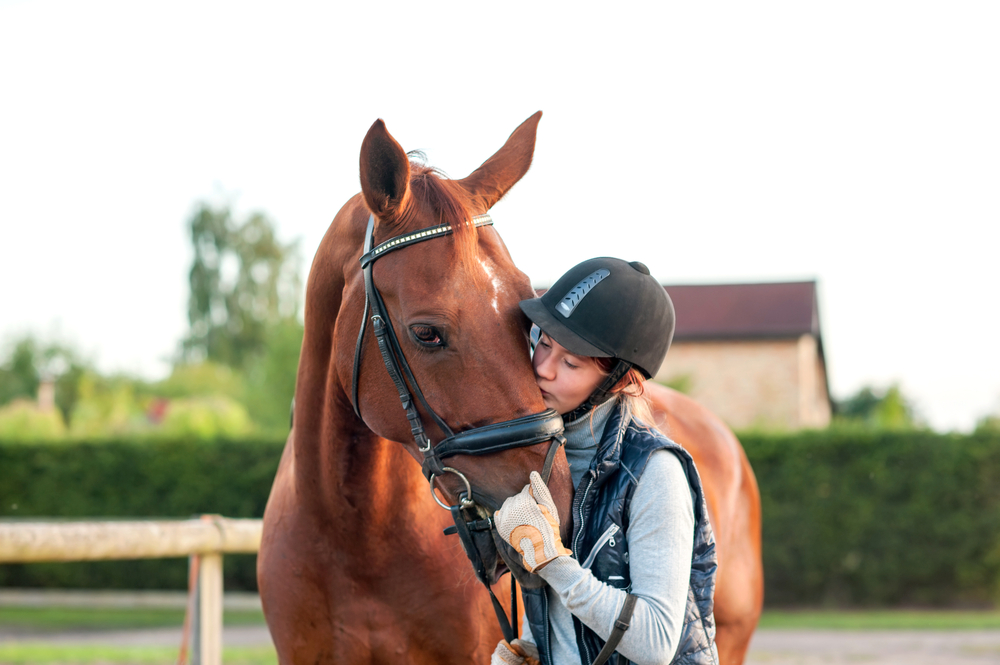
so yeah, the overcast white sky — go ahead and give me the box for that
[2,1,998,431]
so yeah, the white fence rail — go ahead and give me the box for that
[0,516,264,665]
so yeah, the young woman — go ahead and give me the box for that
[491,257,719,665]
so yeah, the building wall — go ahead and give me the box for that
[654,335,831,430]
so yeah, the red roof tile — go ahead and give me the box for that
[663,281,819,340]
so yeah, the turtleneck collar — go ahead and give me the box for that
[562,395,619,488]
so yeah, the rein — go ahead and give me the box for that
[351,212,566,643]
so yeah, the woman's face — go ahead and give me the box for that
[532,330,607,415]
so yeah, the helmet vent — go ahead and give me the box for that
[555,269,610,318]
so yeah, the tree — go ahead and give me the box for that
[0,335,88,425]
[0,338,39,407]
[834,383,921,429]
[242,317,304,433]
[182,204,301,369]
[975,415,1000,434]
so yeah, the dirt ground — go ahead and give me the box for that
[747,629,1000,665]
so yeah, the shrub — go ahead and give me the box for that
[0,400,66,441]
[0,438,284,591]
[741,428,1000,607]
[3,429,1000,606]
[158,396,252,440]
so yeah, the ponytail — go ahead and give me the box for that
[592,358,659,428]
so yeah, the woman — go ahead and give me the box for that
[492,257,719,665]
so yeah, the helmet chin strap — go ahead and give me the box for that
[563,359,631,424]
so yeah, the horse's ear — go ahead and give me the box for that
[460,111,542,211]
[360,119,411,223]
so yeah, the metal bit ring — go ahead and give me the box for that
[429,467,475,510]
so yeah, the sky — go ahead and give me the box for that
[1,1,998,432]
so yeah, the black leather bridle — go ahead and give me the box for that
[350,212,565,642]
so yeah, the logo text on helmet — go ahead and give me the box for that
[555,269,610,318]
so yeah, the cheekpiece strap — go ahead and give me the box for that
[540,432,566,484]
[360,214,493,268]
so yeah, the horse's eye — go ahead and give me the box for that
[411,325,444,348]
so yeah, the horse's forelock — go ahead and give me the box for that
[401,162,482,276]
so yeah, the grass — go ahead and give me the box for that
[0,606,273,664]
[759,608,1000,630]
[0,644,276,665]
[0,606,266,632]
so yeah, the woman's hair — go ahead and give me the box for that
[592,357,659,428]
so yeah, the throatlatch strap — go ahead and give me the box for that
[350,215,377,419]
[351,291,370,419]
[590,594,638,665]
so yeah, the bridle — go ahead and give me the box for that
[350,212,565,642]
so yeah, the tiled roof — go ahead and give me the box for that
[663,281,820,341]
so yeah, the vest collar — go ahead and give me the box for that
[585,399,632,486]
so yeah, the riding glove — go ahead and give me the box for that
[494,471,571,573]
[491,639,540,665]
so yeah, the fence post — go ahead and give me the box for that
[198,552,223,665]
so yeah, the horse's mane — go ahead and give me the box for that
[401,153,480,270]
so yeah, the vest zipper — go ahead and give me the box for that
[542,589,552,665]
[572,474,597,665]
[580,523,619,570]
[573,475,595,556]
[581,621,595,665]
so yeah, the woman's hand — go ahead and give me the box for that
[494,471,571,572]
[491,640,541,665]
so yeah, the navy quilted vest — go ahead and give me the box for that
[522,404,719,665]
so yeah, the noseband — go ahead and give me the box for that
[350,213,565,642]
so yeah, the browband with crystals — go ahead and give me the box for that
[359,214,493,268]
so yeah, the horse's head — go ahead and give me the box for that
[338,112,572,587]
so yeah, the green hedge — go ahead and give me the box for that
[0,439,284,592]
[3,430,1000,606]
[741,428,1000,607]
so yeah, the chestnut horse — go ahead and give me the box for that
[258,113,762,664]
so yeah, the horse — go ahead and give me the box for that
[258,112,763,665]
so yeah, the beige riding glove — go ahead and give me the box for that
[491,639,541,665]
[494,471,571,573]
[491,640,524,665]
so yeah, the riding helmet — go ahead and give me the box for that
[519,257,675,379]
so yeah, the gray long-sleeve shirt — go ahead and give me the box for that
[521,399,695,665]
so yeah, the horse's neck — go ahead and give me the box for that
[292,202,438,525]
[291,344,430,533]
[289,374,401,505]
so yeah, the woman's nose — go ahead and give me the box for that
[534,353,556,380]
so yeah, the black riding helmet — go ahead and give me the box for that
[520,257,675,420]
